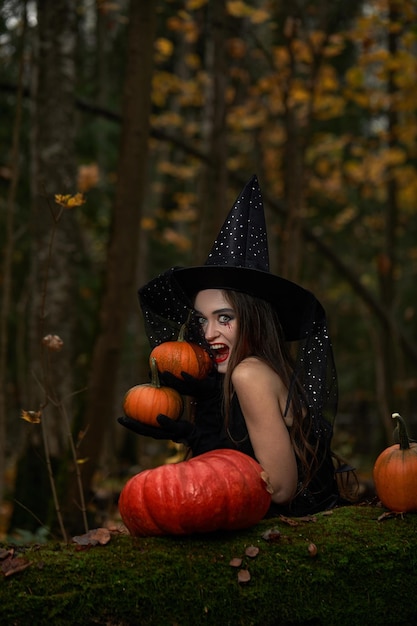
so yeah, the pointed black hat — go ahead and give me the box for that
[139,175,337,428]
[172,175,324,341]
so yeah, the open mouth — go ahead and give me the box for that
[210,343,230,364]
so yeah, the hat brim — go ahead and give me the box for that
[173,266,324,342]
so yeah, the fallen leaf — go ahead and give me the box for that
[0,548,13,560]
[261,527,281,542]
[279,514,317,526]
[279,515,299,526]
[377,510,404,522]
[245,545,259,558]
[298,515,317,523]
[72,527,111,547]
[237,569,251,584]
[1,555,31,577]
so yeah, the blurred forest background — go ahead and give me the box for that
[1,0,417,539]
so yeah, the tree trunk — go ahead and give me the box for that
[0,2,27,513]
[375,1,401,441]
[9,0,78,534]
[195,0,228,262]
[62,0,157,532]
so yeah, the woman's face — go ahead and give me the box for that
[194,289,237,374]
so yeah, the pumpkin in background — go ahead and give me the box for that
[123,358,183,426]
[150,323,212,381]
[118,449,272,536]
[373,412,417,512]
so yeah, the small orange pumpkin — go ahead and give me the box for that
[373,412,417,512]
[123,358,183,426]
[150,323,212,380]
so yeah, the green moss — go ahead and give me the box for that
[1,506,417,625]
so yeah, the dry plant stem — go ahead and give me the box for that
[57,401,88,533]
[36,197,88,539]
[36,206,67,541]
[44,348,88,533]
[39,411,68,543]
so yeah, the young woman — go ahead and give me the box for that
[119,175,343,516]
[194,287,298,506]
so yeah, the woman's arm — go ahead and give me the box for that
[231,358,298,504]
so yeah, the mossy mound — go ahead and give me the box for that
[1,505,417,625]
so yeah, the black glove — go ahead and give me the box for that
[117,414,194,444]
[118,411,236,456]
[158,369,219,399]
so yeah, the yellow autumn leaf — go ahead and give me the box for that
[289,84,311,104]
[250,8,269,24]
[315,157,332,177]
[309,30,326,53]
[383,147,407,167]
[332,206,358,231]
[344,161,365,184]
[21,409,41,424]
[344,90,370,109]
[185,52,201,70]
[361,48,389,65]
[273,46,290,68]
[319,66,340,92]
[398,179,417,211]
[162,228,192,252]
[185,0,208,9]
[227,0,252,18]
[141,217,156,230]
[314,95,345,120]
[323,34,346,58]
[292,40,313,64]
[54,192,86,208]
[345,66,364,89]
[155,37,174,58]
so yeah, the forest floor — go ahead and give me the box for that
[1,503,417,625]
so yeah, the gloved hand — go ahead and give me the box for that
[117,414,194,444]
[158,369,219,399]
[118,411,236,456]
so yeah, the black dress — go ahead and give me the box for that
[192,375,341,517]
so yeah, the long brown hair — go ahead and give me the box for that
[222,289,319,488]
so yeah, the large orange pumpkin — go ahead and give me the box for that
[373,412,417,512]
[150,324,212,381]
[123,358,183,426]
[118,449,272,536]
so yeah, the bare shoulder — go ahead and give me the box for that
[231,357,276,388]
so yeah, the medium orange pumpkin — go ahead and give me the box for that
[118,449,272,536]
[123,358,183,426]
[150,324,212,381]
[373,412,417,512]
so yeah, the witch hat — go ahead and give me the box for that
[172,175,324,341]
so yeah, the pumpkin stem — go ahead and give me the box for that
[392,413,410,450]
[150,357,161,388]
[177,323,187,342]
